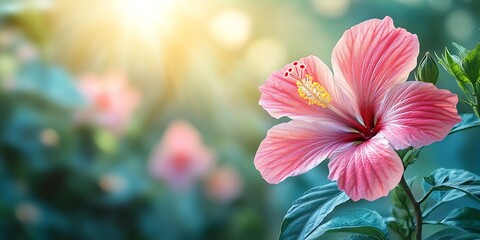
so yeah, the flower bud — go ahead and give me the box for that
[415,52,439,85]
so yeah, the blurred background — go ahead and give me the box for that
[0,0,479,239]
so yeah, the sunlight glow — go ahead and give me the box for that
[245,38,287,80]
[115,0,177,37]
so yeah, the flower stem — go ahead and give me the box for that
[399,176,423,240]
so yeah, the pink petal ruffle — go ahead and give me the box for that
[331,16,419,109]
[254,120,350,184]
[377,81,461,149]
[328,134,403,201]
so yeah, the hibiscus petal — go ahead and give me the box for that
[377,81,461,149]
[328,134,403,201]
[331,16,419,109]
[259,55,356,125]
[254,120,350,184]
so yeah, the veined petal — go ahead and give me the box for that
[259,55,356,125]
[254,120,349,184]
[331,16,419,108]
[328,134,403,201]
[377,81,461,149]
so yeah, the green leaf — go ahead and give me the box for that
[439,207,480,233]
[423,169,480,204]
[389,179,416,238]
[453,42,470,59]
[429,182,480,200]
[425,228,480,240]
[396,147,421,167]
[386,219,415,240]
[280,182,350,240]
[392,180,413,209]
[395,147,413,160]
[444,48,472,86]
[462,43,480,84]
[450,113,480,135]
[307,208,388,240]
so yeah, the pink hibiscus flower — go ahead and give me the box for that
[254,17,460,201]
[76,71,139,135]
[149,120,215,191]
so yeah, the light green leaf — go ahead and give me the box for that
[307,208,388,240]
[462,43,480,84]
[280,182,350,240]
[450,113,480,135]
[444,48,471,86]
[453,42,470,59]
[425,228,480,240]
[396,147,421,167]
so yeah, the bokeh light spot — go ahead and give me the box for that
[445,10,475,41]
[427,0,452,12]
[40,128,60,147]
[99,173,128,194]
[15,202,40,224]
[209,9,252,49]
[313,0,350,18]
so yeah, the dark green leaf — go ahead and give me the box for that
[462,43,480,84]
[392,184,411,209]
[423,168,480,204]
[429,181,480,201]
[307,208,388,240]
[389,179,415,238]
[386,220,409,240]
[450,113,480,135]
[440,207,480,233]
[343,235,376,240]
[425,228,480,240]
[280,182,350,240]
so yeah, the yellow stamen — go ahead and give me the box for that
[296,74,332,108]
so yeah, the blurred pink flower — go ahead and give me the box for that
[205,166,243,203]
[149,120,215,191]
[76,71,139,134]
[255,17,460,201]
